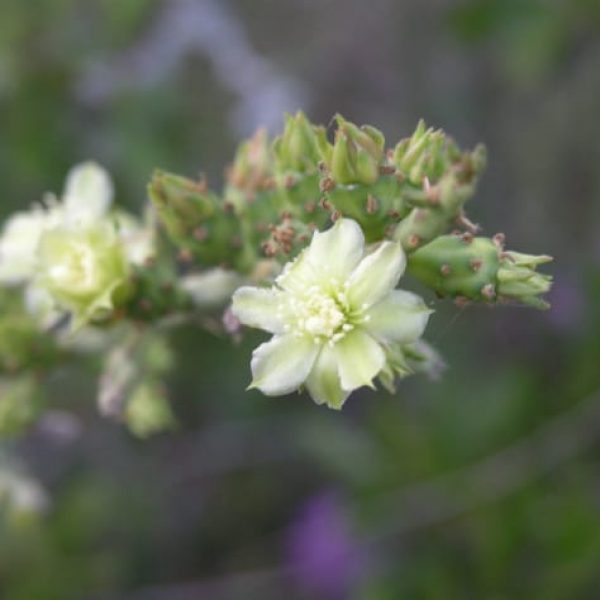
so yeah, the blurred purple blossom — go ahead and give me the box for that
[546,274,584,333]
[285,491,366,599]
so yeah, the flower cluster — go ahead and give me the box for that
[232,219,432,408]
[0,114,554,426]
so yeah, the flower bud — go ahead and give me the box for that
[393,120,486,186]
[36,223,130,328]
[497,252,553,309]
[408,234,552,308]
[226,128,273,191]
[125,381,176,438]
[273,111,322,173]
[329,115,384,185]
[148,170,216,240]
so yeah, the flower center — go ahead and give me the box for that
[49,242,98,296]
[282,284,361,344]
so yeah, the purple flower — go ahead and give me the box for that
[546,275,584,333]
[285,491,366,598]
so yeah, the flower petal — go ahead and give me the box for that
[346,241,406,309]
[0,211,47,284]
[305,345,350,410]
[250,334,319,396]
[276,219,365,292]
[306,218,364,280]
[231,286,284,334]
[366,289,432,343]
[333,329,385,391]
[63,162,113,225]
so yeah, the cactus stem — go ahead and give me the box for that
[261,241,277,257]
[422,177,440,204]
[470,258,483,272]
[407,234,421,248]
[366,194,378,214]
[481,283,496,300]
[440,264,452,276]
[193,226,208,241]
[320,198,333,211]
[379,165,396,175]
[384,225,396,238]
[415,209,428,223]
[319,177,335,193]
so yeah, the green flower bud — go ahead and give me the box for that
[497,251,553,309]
[273,111,322,173]
[393,120,486,186]
[148,170,217,239]
[36,223,130,329]
[149,170,250,271]
[408,234,552,308]
[125,381,176,438]
[329,115,385,185]
[226,128,273,192]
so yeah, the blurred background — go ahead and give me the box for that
[1,0,600,598]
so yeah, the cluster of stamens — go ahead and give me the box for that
[277,281,370,346]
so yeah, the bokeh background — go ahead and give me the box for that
[1,0,600,598]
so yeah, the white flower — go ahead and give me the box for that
[0,162,152,287]
[0,162,154,328]
[232,218,432,409]
[0,162,111,287]
[0,206,61,285]
[36,222,130,329]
